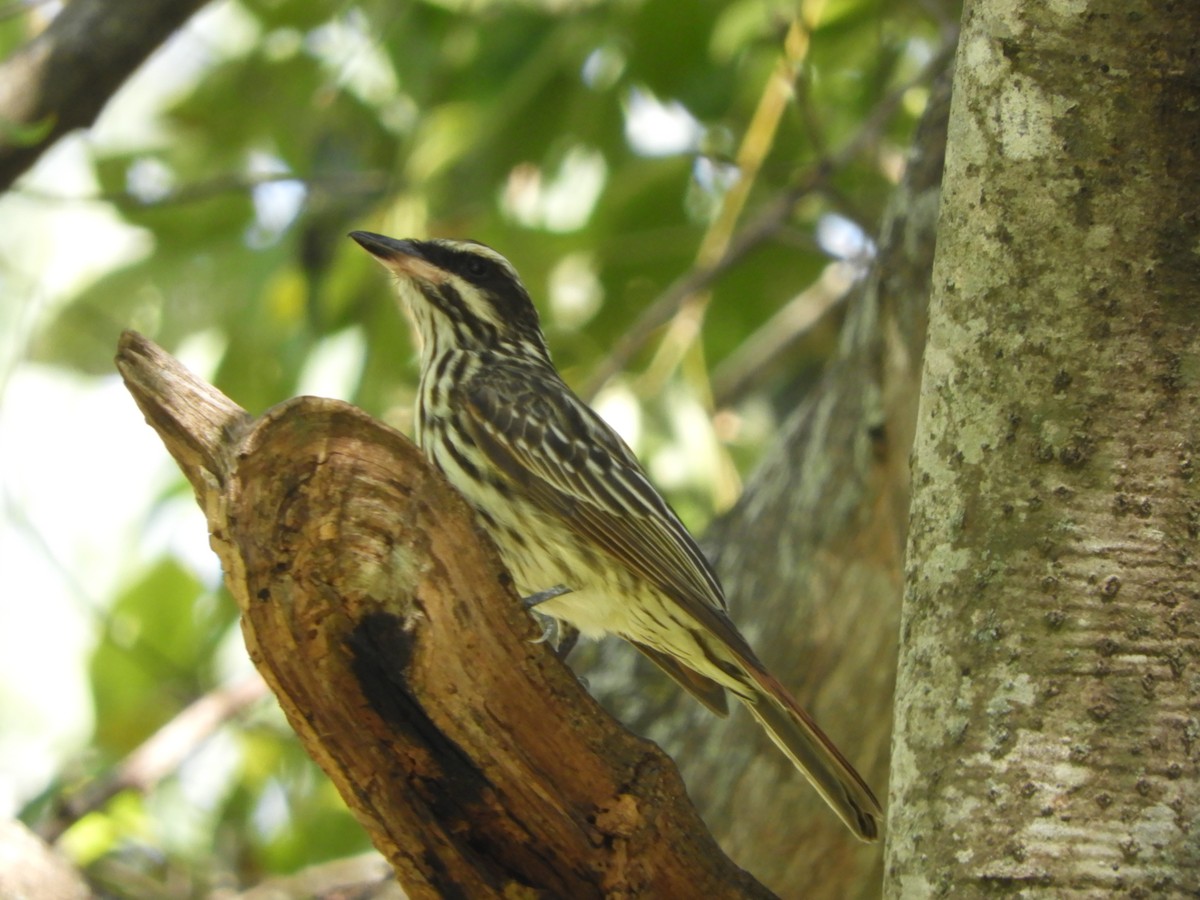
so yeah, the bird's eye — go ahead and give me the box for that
[463,257,489,279]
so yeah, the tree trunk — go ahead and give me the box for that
[888,0,1200,894]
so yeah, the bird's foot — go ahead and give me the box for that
[521,585,578,661]
[522,584,572,609]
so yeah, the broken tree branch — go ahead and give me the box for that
[114,330,772,899]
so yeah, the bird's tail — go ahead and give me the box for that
[739,666,882,842]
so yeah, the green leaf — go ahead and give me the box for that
[89,558,212,753]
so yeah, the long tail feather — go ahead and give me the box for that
[741,669,882,842]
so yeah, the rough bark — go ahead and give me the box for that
[574,73,952,899]
[0,0,211,191]
[116,331,775,900]
[888,0,1200,895]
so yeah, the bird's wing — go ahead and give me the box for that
[461,366,881,842]
[459,365,764,670]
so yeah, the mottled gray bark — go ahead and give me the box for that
[0,0,211,190]
[578,75,952,900]
[888,0,1200,895]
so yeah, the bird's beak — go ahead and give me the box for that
[349,231,448,284]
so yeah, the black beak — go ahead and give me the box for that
[350,231,447,284]
[349,231,425,262]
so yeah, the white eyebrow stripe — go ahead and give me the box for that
[430,238,522,283]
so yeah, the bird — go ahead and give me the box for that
[350,230,882,841]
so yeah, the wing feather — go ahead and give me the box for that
[459,365,760,666]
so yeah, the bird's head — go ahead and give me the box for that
[350,231,550,363]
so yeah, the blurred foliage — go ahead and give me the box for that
[10,0,954,892]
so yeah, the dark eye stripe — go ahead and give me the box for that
[421,241,496,283]
[410,240,549,357]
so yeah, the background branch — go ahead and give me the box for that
[14,169,390,210]
[0,0,211,190]
[42,674,267,843]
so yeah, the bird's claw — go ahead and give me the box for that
[529,612,559,645]
[521,585,579,659]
